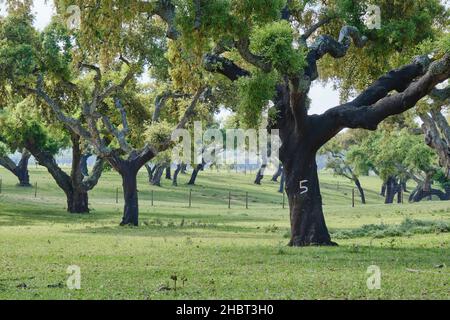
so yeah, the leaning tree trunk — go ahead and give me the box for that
[283,148,335,247]
[354,178,366,204]
[380,182,387,197]
[188,162,204,185]
[254,164,266,185]
[271,164,283,182]
[151,165,165,186]
[172,164,182,186]
[0,151,32,187]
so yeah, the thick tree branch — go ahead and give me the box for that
[306,26,368,80]
[176,87,205,130]
[325,54,450,133]
[153,91,189,122]
[139,0,178,39]
[203,54,251,81]
[31,77,92,141]
[430,85,450,102]
[0,155,18,173]
[235,38,271,72]
[301,14,336,41]
[81,156,105,191]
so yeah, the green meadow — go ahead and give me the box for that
[0,167,449,300]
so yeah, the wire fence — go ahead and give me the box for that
[0,174,376,211]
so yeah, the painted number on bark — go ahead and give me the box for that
[299,180,309,195]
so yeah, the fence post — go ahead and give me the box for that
[246,192,248,209]
[189,189,192,208]
[352,188,355,208]
[151,190,154,207]
[228,191,231,209]
[34,182,38,198]
[282,191,285,209]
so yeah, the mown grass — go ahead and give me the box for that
[0,167,449,300]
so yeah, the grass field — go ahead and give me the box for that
[0,167,449,300]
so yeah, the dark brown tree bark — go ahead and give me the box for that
[0,150,32,187]
[188,160,205,185]
[384,177,398,204]
[354,178,366,204]
[205,16,450,246]
[24,133,104,214]
[254,164,266,185]
[80,153,92,177]
[151,165,165,186]
[106,147,157,226]
[165,166,172,180]
[283,149,336,246]
[172,164,182,186]
[271,164,283,182]
[279,171,285,193]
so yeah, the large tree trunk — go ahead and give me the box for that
[384,177,398,204]
[172,164,182,186]
[69,134,91,214]
[283,149,335,247]
[354,178,366,204]
[67,188,89,213]
[120,167,139,226]
[254,165,266,185]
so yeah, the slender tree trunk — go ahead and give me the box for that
[120,167,139,226]
[279,171,285,193]
[254,164,266,185]
[283,150,335,247]
[172,164,182,186]
[354,178,366,204]
[188,162,204,185]
[15,150,31,187]
[271,164,283,182]
[380,183,387,197]
[151,165,165,186]
[165,166,172,180]
[145,164,154,183]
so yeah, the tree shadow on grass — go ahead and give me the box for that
[64,222,278,240]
